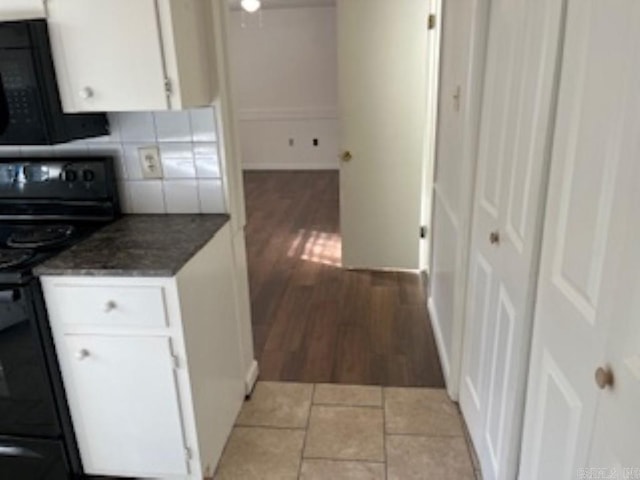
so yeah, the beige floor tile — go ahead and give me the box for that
[300,459,385,480]
[215,427,305,480]
[386,435,475,480]
[313,384,382,407]
[384,387,463,436]
[304,405,385,462]
[236,381,313,428]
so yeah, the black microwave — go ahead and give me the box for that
[0,20,108,145]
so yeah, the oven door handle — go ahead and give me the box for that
[0,289,20,303]
[0,445,42,459]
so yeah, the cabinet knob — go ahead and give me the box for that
[595,366,614,390]
[339,151,353,162]
[75,349,90,361]
[489,231,501,245]
[79,87,94,99]
[103,300,117,313]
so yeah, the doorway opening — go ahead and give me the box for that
[226,0,443,387]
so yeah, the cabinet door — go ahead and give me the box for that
[47,0,169,112]
[0,1,45,21]
[60,335,188,477]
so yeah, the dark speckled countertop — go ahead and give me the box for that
[34,214,230,277]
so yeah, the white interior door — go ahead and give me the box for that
[519,1,640,477]
[337,0,430,270]
[588,182,640,479]
[457,0,564,478]
[428,0,482,396]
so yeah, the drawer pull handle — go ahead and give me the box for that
[76,349,90,361]
[103,300,117,313]
[79,87,94,99]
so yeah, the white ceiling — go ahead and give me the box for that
[228,0,336,11]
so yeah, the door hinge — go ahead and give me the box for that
[428,14,436,30]
[164,77,172,95]
[171,354,180,369]
[185,446,192,460]
[420,226,428,239]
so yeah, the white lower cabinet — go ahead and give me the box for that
[41,225,246,479]
[61,335,188,478]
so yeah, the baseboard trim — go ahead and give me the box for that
[244,360,259,395]
[242,163,339,171]
[428,297,451,385]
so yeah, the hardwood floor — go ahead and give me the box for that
[244,171,444,387]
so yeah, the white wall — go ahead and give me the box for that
[228,7,339,170]
[0,109,226,215]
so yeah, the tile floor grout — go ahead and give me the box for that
[382,387,389,480]
[296,384,315,479]
[216,382,477,480]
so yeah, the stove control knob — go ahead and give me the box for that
[61,169,77,182]
[82,169,96,182]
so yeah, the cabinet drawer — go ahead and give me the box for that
[50,285,168,329]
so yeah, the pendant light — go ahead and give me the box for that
[241,0,261,13]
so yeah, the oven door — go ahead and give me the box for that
[0,285,61,438]
[0,436,68,479]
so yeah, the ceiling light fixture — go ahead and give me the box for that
[241,0,261,13]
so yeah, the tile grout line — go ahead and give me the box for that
[300,456,386,465]
[384,431,467,439]
[382,387,389,480]
[296,384,315,480]
[234,423,307,431]
[312,402,383,409]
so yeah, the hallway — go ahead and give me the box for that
[244,171,444,387]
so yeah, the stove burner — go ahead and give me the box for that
[7,225,76,249]
[0,249,34,269]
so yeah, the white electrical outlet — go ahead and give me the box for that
[138,146,163,179]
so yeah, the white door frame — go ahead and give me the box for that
[419,0,443,272]
[211,0,259,394]
[428,0,491,399]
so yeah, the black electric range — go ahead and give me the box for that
[0,157,119,479]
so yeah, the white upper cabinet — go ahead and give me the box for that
[47,0,215,112]
[0,0,46,21]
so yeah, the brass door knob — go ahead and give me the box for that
[489,231,500,245]
[595,366,614,390]
[340,151,353,162]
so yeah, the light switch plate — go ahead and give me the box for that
[138,146,163,179]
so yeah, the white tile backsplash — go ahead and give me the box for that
[0,106,225,215]
[122,143,146,180]
[190,108,218,142]
[116,112,157,143]
[198,179,226,213]
[164,180,200,214]
[160,143,196,179]
[128,180,166,214]
[194,142,221,178]
[154,111,192,142]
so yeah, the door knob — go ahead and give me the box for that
[340,151,353,162]
[489,231,500,245]
[75,349,90,361]
[595,366,614,390]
